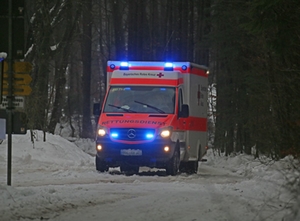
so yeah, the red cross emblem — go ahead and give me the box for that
[157,73,164,78]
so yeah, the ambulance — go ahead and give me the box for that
[94,61,208,175]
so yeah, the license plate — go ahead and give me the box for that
[120,149,142,156]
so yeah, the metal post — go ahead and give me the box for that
[7,0,13,186]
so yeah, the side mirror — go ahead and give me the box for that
[179,104,189,118]
[93,103,101,116]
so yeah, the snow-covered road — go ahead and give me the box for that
[0,131,298,221]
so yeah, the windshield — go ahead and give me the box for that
[103,86,175,114]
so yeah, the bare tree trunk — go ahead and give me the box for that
[81,0,93,138]
[112,0,126,59]
[26,1,52,131]
[48,1,81,133]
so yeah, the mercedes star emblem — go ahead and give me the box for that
[127,129,136,139]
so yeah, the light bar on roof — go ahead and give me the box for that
[181,65,188,71]
[120,62,129,67]
[120,62,129,70]
[164,62,173,71]
[164,62,173,67]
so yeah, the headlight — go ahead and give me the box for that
[160,130,171,138]
[97,126,108,136]
[158,127,173,138]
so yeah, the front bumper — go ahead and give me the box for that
[95,137,175,168]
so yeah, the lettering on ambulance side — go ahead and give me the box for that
[102,120,166,126]
[122,73,157,77]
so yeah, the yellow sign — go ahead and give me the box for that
[14,62,33,73]
[3,85,32,96]
[3,61,33,73]
[2,61,33,96]
[3,61,8,72]
[3,73,32,85]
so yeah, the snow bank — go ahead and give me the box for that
[0,130,94,171]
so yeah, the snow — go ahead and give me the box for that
[0,131,299,221]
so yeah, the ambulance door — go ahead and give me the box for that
[177,87,189,160]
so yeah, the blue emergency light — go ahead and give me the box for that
[120,62,129,70]
[145,133,154,139]
[111,132,119,138]
[181,65,188,71]
[164,62,173,71]
[164,62,173,67]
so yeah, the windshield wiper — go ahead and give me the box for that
[134,100,165,114]
[108,104,137,113]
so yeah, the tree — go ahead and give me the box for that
[210,0,300,159]
[81,0,94,138]
[48,0,82,133]
[127,0,149,60]
[25,0,53,133]
[246,0,300,157]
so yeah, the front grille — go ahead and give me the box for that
[110,128,155,141]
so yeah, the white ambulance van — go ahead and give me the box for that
[94,61,208,175]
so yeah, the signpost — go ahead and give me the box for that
[3,84,32,96]
[2,61,32,96]
[4,73,32,84]
[0,0,28,186]
[0,96,25,109]
[3,61,33,73]
[6,0,13,186]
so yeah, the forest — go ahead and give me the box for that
[1,0,299,159]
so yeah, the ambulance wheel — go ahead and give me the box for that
[188,161,198,174]
[120,165,139,175]
[179,161,198,174]
[166,148,180,176]
[184,144,201,174]
[95,156,108,172]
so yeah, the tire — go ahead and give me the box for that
[166,148,180,176]
[95,156,108,172]
[179,145,200,174]
[188,161,198,174]
[186,145,201,174]
[179,161,198,174]
[120,164,139,175]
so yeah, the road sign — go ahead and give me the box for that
[3,61,8,72]
[14,61,32,73]
[3,84,32,96]
[2,61,33,96]
[0,96,24,109]
[3,73,32,85]
[3,61,33,73]
[0,110,27,135]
